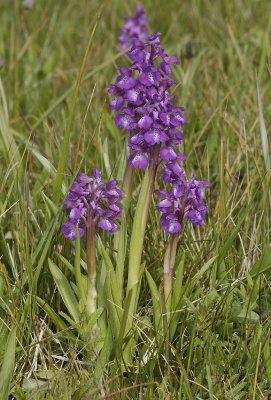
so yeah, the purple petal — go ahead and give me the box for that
[92,168,102,180]
[160,112,171,126]
[70,181,84,195]
[160,62,171,76]
[129,48,145,63]
[187,210,204,226]
[170,162,186,176]
[160,147,178,161]
[167,220,183,233]
[129,152,149,168]
[77,173,92,184]
[138,115,153,129]
[138,72,152,86]
[144,128,168,145]
[126,88,143,105]
[161,217,183,234]
[107,188,122,197]
[97,218,118,232]
[69,207,84,220]
[176,153,187,161]
[114,113,135,129]
[139,70,160,86]
[171,113,186,126]
[109,203,122,213]
[171,184,186,197]
[107,84,120,96]
[164,55,179,65]
[66,191,79,201]
[156,199,172,209]
[130,132,144,145]
[169,128,184,141]
[110,96,125,110]
[116,74,136,90]
[62,221,85,240]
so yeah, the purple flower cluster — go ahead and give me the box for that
[118,5,149,50]
[156,162,210,234]
[62,169,122,240]
[110,8,210,234]
[109,32,186,169]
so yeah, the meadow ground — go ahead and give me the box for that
[0,0,271,399]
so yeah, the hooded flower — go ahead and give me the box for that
[118,5,149,50]
[62,169,122,240]
[156,163,210,234]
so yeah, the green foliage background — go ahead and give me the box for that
[0,0,271,398]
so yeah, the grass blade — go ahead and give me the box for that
[0,327,16,400]
[256,78,270,172]
[49,259,80,323]
[145,270,162,334]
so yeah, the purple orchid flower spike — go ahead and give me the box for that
[62,169,122,240]
[62,169,123,316]
[118,5,149,50]
[156,163,210,233]
[109,32,186,169]
[158,162,210,323]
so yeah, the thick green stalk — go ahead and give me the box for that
[163,234,178,324]
[123,149,159,363]
[121,162,134,213]
[75,227,86,304]
[86,216,97,316]
[115,162,134,300]
[163,191,188,323]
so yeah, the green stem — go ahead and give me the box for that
[121,162,134,213]
[163,234,178,324]
[123,148,159,363]
[163,190,188,324]
[115,162,134,300]
[75,227,86,304]
[86,216,97,316]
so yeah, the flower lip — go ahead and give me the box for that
[160,147,178,161]
[129,152,149,168]
[115,113,135,129]
[116,74,136,90]
[110,96,125,110]
[138,115,153,129]
[144,129,168,145]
